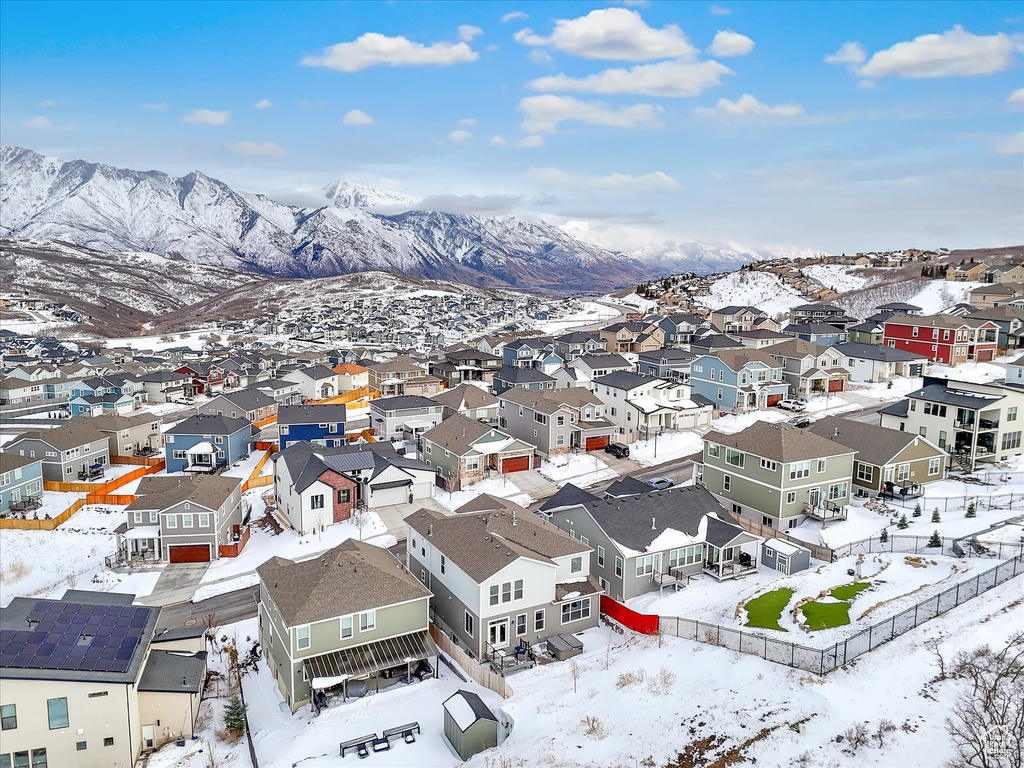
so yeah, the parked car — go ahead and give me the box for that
[786,416,811,428]
[604,442,630,459]
[647,477,674,490]
[777,399,806,412]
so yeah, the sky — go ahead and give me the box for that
[1,0,1022,256]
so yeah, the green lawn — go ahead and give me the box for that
[829,582,873,601]
[800,600,852,630]
[743,588,795,631]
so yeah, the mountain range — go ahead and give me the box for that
[0,145,786,292]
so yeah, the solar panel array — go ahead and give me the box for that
[0,600,152,675]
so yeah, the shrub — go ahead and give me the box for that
[927,530,942,548]
[616,669,646,689]
[913,503,922,518]
[965,503,976,518]
[932,509,941,523]
[223,695,247,738]
[843,722,869,753]
[896,515,909,530]
[879,528,889,543]
[581,715,606,739]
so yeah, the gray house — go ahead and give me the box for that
[431,384,500,423]
[370,395,444,442]
[420,414,535,492]
[202,389,279,423]
[5,420,111,482]
[443,689,499,761]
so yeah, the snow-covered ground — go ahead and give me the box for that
[222,448,271,479]
[699,271,806,317]
[433,476,534,512]
[908,280,982,313]
[928,356,1015,384]
[538,453,618,486]
[629,430,704,466]
[801,263,868,293]
[537,301,623,334]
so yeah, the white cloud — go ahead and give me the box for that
[995,132,1024,156]
[24,116,52,130]
[182,109,231,125]
[710,4,731,15]
[254,99,272,109]
[342,109,375,125]
[693,93,804,119]
[490,135,508,145]
[448,129,473,143]
[229,141,286,157]
[140,103,170,110]
[858,26,1018,79]
[527,49,554,66]
[518,135,544,148]
[856,79,877,90]
[458,25,484,42]
[413,193,521,214]
[301,33,479,72]
[527,59,731,97]
[707,30,754,57]
[1008,88,1024,106]
[519,94,663,133]
[458,117,477,127]
[513,8,697,61]
[39,100,55,108]
[824,41,867,65]
[527,166,680,193]
[501,11,528,23]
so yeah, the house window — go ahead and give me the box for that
[279,425,289,435]
[500,581,513,603]
[817,458,827,473]
[723,474,731,491]
[77,741,87,750]
[535,609,545,632]
[296,626,310,650]
[198,513,209,527]
[133,511,142,524]
[789,461,810,480]
[707,443,720,458]
[928,457,942,476]
[359,611,376,631]
[561,598,591,624]
[597,546,605,567]
[555,434,565,447]
[717,388,723,400]
[1008,407,1018,422]
[1002,431,1022,450]
[615,556,622,577]
[732,503,742,515]
[464,612,474,637]
[172,450,187,460]
[610,407,617,417]
[635,555,658,577]
[760,459,777,471]
[465,457,479,472]
[103,738,114,747]
[337,488,350,503]
[856,463,873,482]
[46,698,68,730]
[570,556,582,573]
[828,482,848,501]
[786,491,796,504]
[182,514,193,528]
[341,616,353,639]
[514,579,524,600]
[310,494,324,510]
[489,585,499,606]
[1,704,16,730]
[516,614,527,636]
[725,449,744,468]
[166,516,177,529]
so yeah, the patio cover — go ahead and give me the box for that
[122,526,161,540]
[302,630,437,689]
[186,441,216,454]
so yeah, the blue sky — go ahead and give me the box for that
[2,0,1022,255]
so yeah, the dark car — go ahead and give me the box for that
[604,442,630,459]
[786,416,812,428]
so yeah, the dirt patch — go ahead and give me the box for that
[663,716,816,768]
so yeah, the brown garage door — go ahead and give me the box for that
[585,436,610,452]
[828,379,845,392]
[977,349,994,362]
[766,394,783,407]
[501,456,530,473]
[169,545,211,564]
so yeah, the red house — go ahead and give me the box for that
[882,314,998,365]
[175,361,225,395]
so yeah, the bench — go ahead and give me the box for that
[340,733,377,759]
[383,722,421,745]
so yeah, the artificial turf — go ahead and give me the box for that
[800,600,852,630]
[829,582,873,601]
[743,588,795,631]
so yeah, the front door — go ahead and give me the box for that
[142,724,155,750]
[488,619,509,649]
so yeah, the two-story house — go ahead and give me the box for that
[406,497,599,662]
[966,306,1024,354]
[545,484,761,597]
[163,414,257,474]
[567,354,634,383]
[365,356,443,396]
[648,313,704,348]
[201,388,279,423]
[138,371,193,403]
[332,362,369,393]
[117,474,244,563]
[420,414,535,492]
[701,422,857,529]
[369,395,445,443]
[591,371,713,440]
[0,453,44,515]
[709,305,776,333]
[257,539,435,711]
[89,412,164,461]
[636,349,695,381]
[491,366,556,395]
[689,350,789,412]
[882,315,999,365]
[431,384,500,423]
[551,331,607,361]
[502,338,561,371]
[431,349,503,387]
[282,366,339,401]
[780,323,849,346]
[788,304,858,329]
[833,341,928,382]
[5,421,110,482]
[767,339,850,396]
[277,404,348,449]
[175,361,225,395]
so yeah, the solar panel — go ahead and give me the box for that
[111,658,131,673]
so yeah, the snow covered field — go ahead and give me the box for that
[537,301,623,334]
[629,430,703,466]
[907,279,981,314]
[699,271,806,317]
[433,476,534,512]
[539,453,618,486]
[802,263,868,293]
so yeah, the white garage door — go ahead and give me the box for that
[369,484,411,507]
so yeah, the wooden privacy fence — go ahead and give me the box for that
[310,386,375,406]
[1,499,85,530]
[600,596,660,635]
[110,455,164,467]
[428,625,511,699]
[253,414,277,428]
[242,447,276,492]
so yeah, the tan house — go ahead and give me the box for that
[983,264,1024,284]
[0,590,206,767]
[946,262,988,281]
[365,356,443,396]
[969,283,1024,310]
[89,412,164,460]
[332,363,369,392]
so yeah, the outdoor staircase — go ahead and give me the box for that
[951,451,973,473]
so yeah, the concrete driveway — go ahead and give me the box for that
[142,564,209,607]
[374,497,450,537]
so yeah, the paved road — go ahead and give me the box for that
[838,403,889,425]
[156,585,261,629]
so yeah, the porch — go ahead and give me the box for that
[803,499,849,522]
[182,441,220,473]
[702,534,761,581]
[7,494,43,514]
[485,638,536,673]
[108,524,163,568]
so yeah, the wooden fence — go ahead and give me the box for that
[310,386,375,406]
[428,625,511,699]
[1,499,85,530]
[242,447,276,492]
[110,455,164,466]
[253,414,277,428]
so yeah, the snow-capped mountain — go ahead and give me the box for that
[0,145,654,292]
[322,179,417,210]
[629,240,822,274]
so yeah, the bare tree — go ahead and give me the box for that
[350,506,370,541]
[569,660,580,694]
[873,719,896,749]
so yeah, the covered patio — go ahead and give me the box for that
[183,441,220,473]
[702,518,762,581]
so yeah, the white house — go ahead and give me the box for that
[590,370,713,441]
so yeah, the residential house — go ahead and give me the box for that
[89,412,164,460]
[981,264,1024,284]
[767,339,850,395]
[876,302,923,315]
[248,378,303,406]
[497,386,613,457]
[175,361,225,395]
[945,261,988,281]
[551,331,607,361]
[0,454,44,515]
[701,422,857,529]
[689,335,746,355]
[878,376,1024,471]
[726,329,792,350]
[366,356,443,396]
[967,306,1024,354]
[273,442,433,533]
[882,314,998,365]
[780,323,849,346]
[834,341,928,382]
[283,366,339,401]
[546,484,760,597]
[369,395,444,443]
[648,313,704,348]
[4,421,110,482]
[0,373,83,406]
[636,349,695,381]
[788,304,858,329]
[491,366,556,395]
[431,350,503,388]
[277,404,348,449]
[332,363,369,393]
[201,389,278,424]
[69,388,136,417]
[689,350,789,412]
[969,283,1024,310]
[163,414,257,474]
[591,371,713,440]
[406,497,599,662]
[116,474,244,563]
[257,539,435,711]
[501,339,563,373]
[138,371,193,403]
[846,321,885,345]
[0,590,205,767]
[709,306,777,333]
[420,414,535,492]
[431,383,500,423]
[807,417,947,497]
[567,354,634,383]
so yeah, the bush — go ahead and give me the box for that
[843,722,870,753]
[616,669,646,689]
[932,509,941,523]
[927,530,942,548]
[879,528,889,543]
[581,715,606,739]
[896,514,909,530]
[913,503,922,518]
[965,503,976,518]
[223,694,247,738]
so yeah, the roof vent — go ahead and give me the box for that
[428,524,433,537]
[652,517,656,530]
[512,511,517,526]
[833,427,839,438]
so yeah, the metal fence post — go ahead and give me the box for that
[955,582,960,607]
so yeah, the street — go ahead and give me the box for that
[157,585,260,629]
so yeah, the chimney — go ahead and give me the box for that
[651,517,656,530]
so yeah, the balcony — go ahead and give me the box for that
[8,495,43,513]
[803,500,848,522]
[978,418,1000,431]
[953,419,976,430]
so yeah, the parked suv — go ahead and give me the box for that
[604,442,630,459]
[777,399,806,412]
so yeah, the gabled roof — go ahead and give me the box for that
[431,383,499,410]
[704,421,856,463]
[127,474,241,512]
[257,539,430,627]
[165,413,254,436]
[8,419,107,452]
[807,416,939,466]
[211,388,278,412]
[494,366,555,384]
[371,395,439,411]
[604,476,652,498]
[884,313,997,330]
[694,349,781,371]
[277,404,348,425]
[834,341,927,362]
[592,370,656,391]
[421,413,523,455]
[538,483,600,513]
[574,353,632,369]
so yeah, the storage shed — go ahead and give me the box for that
[442,689,498,761]
[760,538,811,575]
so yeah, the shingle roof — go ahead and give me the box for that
[807,416,935,466]
[422,413,516,455]
[0,453,43,474]
[494,366,555,384]
[695,349,781,371]
[8,419,107,452]
[538,483,600,513]
[604,476,652,498]
[256,539,430,627]
[277,404,348,425]
[138,650,207,693]
[834,341,928,362]
[431,384,499,410]
[372,395,439,411]
[592,370,656,390]
[704,422,856,463]
[127,475,241,512]
[884,314,997,330]
[210,389,278,412]
[165,413,254,436]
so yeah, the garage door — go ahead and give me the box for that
[169,545,211,564]
[977,349,994,362]
[766,394,783,407]
[501,456,530,473]
[585,436,610,452]
[828,379,845,392]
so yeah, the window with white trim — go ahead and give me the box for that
[534,609,545,632]
[341,615,353,639]
[359,611,375,632]
[561,598,590,624]
[296,626,310,650]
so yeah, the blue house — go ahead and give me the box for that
[164,414,258,474]
[780,323,849,346]
[70,391,137,416]
[0,454,44,516]
[277,404,348,450]
[690,350,789,412]
[501,339,561,369]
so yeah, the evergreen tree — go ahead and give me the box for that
[932,509,941,523]
[897,514,909,530]
[879,527,889,543]
[913,503,922,518]
[223,695,248,737]
[927,530,942,548]
[965,502,976,518]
